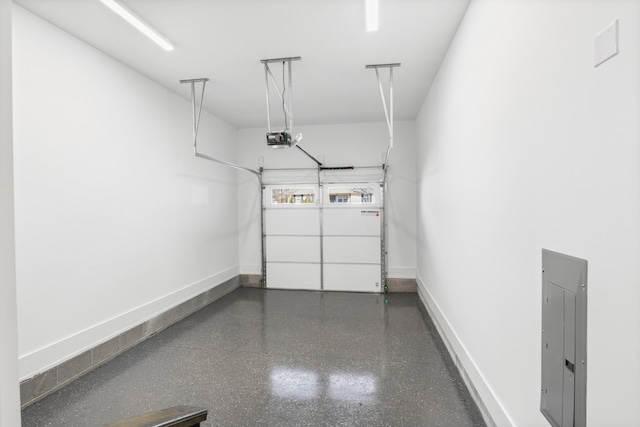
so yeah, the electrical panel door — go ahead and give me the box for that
[541,250,587,427]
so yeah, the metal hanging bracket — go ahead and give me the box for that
[180,77,266,287]
[179,78,262,180]
[260,56,302,64]
[366,63,400,173]
[179,78,209,155]
[260,56,323,167]
[261,56,302,149]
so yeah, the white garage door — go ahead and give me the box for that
[263,170,384,293]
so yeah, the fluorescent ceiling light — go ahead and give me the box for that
[99,0,174,51]
[365,0,378,32]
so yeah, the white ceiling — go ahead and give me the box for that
[13,0,470,129]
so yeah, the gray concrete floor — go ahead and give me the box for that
[21,288,486,426]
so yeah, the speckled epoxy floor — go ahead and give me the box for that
[21,288,486,427]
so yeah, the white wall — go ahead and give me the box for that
[237,121,416,279]
[0,0,21,424]
[416,0,640,425]
[12,6,239,380]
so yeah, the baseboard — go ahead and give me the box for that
[416,274,513,427]
[386,277,417,293]
[240,267,417,281]
[19,273,240,409]
[239,274,262,288]
[238,274,415,292]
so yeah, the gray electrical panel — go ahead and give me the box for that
[541,249,587,427]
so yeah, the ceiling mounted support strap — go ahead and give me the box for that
[261,57,301,131]
[179,78,208,155]
[260,56,322,166]
[179,78,262,180]
[263,65,294,130]
[261,56,302,149]
[366,63,400,172]
[180,78,265,289]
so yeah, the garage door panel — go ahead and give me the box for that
[323,236,380,264]
[267,263,321,290]
[323,264,381,293]
[323,209,381,236]
[267,236,320,263]
[265,209,320,236]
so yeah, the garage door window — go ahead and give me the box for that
[328,187,374,204]
[272,188,316,204]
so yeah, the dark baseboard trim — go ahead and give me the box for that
[416,285,497,427]
[239,274,262,288]
[386,278,417,293]
[20,275,240,409]
[239,275,417,293]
